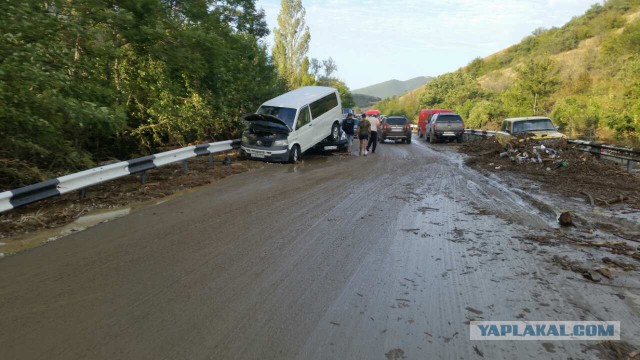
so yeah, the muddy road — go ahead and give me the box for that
[1,136,639,359]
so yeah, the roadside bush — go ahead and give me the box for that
[551,97,601,138]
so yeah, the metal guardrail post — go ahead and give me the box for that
[182,160,189,174]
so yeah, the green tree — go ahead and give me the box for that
[272,0,314,89]
[502,57,559,116]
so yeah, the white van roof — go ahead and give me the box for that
[262,86,336,109]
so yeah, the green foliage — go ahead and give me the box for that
[272,0,314,89]
[0,0,283,189]
[501,57,560,116]
[551,97,602,137]
[467,101,503,129]
[317,76,354,108]
[419,72,486,119]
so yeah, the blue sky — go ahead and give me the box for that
[256,0,597,90]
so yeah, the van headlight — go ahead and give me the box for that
[273,139,288,147]
[241,134,249,143]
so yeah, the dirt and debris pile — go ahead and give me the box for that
[0,156,265,240]
[460,137,640,208]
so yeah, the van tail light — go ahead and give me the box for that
[461,121,465,129]
[384,124,389,130]
[434,123,437,131]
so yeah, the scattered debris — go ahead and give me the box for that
[473,345,484,357]
[385,348,406,360]
[584,340,640,360]
[558,211,573,227]
[552,255,614,283]
[596,268,613,280]
[583,270,602,283]
[459,137,640,209]
[602,257,636,271]
[465,307,484,315]
[581,192,629,207]
[330,321,340,326]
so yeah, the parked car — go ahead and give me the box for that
[241,86,342,163]
[418,109,451,139]
[380,116,412,144]
[426,112,465,143]
[496,117,567,147]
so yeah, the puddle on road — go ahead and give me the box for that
[0,207,131,257]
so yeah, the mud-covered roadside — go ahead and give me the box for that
[0,154,267,246]
[460,137,640,209]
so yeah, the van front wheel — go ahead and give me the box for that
[288,145,300,163]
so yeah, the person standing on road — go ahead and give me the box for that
[366,114,380,154]
[357,114,371,156]
[342,113,356,152]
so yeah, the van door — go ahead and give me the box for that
[310,92,340,144]
[292,105,315,152]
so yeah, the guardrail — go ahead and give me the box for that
[464,129,638,172]
[567,139,639,172]
[464,129,496,137]
[0,139,240,213]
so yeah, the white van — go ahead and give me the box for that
[241,86,342,163]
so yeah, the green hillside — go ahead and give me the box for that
[380,0,640,144]
[353,94,382,109]
[353,76,432,99]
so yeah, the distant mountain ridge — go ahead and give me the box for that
[353,76,432,100]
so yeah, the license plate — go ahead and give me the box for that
[324,145,338,150]
[251,153,265,158]
[443,132,455,136]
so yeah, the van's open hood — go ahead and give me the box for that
[243,113,291,134]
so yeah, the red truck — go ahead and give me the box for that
[417,109,451,139]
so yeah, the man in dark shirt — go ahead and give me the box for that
[342,113,356,152]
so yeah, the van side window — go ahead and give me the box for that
[296,106,311,130]
[310,93,338,119]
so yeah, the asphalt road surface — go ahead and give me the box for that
[1,136,638,359]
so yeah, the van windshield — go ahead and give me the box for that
[257,106,297,128]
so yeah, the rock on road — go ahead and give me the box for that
[1,136,637,359]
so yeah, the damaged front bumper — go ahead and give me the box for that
[240,144,290,162]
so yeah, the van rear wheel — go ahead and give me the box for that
[330,123,340,142]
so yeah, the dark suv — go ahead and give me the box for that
[426,112,465,143]
[380,116,412,144]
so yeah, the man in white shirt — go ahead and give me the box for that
[366,115,381,154]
